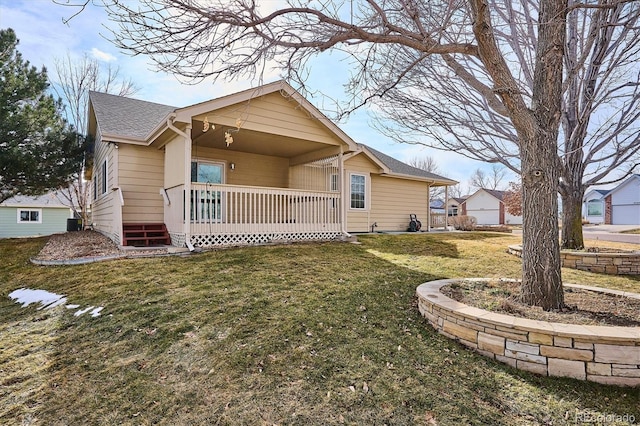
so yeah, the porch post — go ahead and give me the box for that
[183,125,192,244]
[427,183,431,232]
[339,151,347,234]
[444,185,449,230]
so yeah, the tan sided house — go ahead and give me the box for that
[87,81,456,248]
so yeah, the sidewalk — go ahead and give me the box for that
[582,224,639,233]
[581,224,639,244]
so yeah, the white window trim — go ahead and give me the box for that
[17,208,42,224]
[191,159,226,184]
[101,158,108,196]
[349,172,369,211]
[586,199,603,217]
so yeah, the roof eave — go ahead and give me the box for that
[173,80,358,152]
[381,172,458,186]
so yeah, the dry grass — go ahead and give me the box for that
[620,229,640,235]
[1,233,638,425]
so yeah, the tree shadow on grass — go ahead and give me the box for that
[357,234,460,258]
[356,232,510,259]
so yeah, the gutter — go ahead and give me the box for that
[166,114,190,139]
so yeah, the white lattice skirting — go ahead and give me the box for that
[169,232,187,248]
[190,231,343,248]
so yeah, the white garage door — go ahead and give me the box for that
[466,209,499,225]
[612,205,640,225]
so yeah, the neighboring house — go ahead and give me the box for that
[583,175,640,225]
[429,199,445,214]
[582,189,608,224]
[0,193,73,238]
[461,188,522,225]
[446,197,467,217]
[87,80,457,248]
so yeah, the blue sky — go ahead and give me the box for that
[1,0,510,188]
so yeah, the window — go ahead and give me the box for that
[587,199,603,216]
[191,161,223,183]
[101,160,107,195]
[448,206,459,217]
[350,174,366,209]
[329,173,339,192]
[190,161,225,221]
[17,209,42,224]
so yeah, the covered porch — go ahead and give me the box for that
[154,85,357,248]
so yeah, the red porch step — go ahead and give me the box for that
[122,223,171,247]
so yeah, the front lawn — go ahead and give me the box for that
[1,233,638,425]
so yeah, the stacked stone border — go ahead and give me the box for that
[416,279,640,387]
[508,244,640,275]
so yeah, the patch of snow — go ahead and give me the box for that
[8,288,67,310]
[74,306,94,317]
[8,288,105,319]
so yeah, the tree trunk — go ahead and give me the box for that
[560,185,585,250]
[520,139,564,310]
[519,0,566,310]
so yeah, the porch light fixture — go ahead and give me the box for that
[230,162,235,170]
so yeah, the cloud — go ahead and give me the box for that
[90,47,116,62]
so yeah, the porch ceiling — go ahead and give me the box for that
[190,120,337,159]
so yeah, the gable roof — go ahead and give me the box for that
[1,192,69,208]
[462,188,506,204]
[89,91,176,142]
[359,144,457,185]
[88,80,359,151]
[583,188,609,201]
[484,188,506,201]
[607,174,640,196]
[583,175,640,201]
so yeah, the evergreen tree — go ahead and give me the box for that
[0,28,86,203]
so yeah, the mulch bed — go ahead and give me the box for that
[441,280,640,327]
[34,231,124,261]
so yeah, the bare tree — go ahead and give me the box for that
[557,0,640,249]
[73,0,575,309]
[371,0,639,250]
[407,155,445,200]
[51,52,138,226]
[448,184,470,200]
[468,165,508,191]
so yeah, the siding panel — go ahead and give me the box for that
[370,176,429,231]
[0,207,71,238]
[118,144,165,223]
[210,93,341,145]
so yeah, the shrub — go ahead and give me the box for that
[450,215,477,231]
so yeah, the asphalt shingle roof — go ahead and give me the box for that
[484,188,506,201]
[89,91,177,140]
[361,144,456,183]
[88,91,456,184]
[1,192,68,207]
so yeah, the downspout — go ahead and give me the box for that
[166,115,193,247]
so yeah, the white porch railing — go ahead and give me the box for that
[164,183,343,246]
[430,213,447,229]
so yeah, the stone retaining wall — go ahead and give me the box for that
[416,279,640,387]
[507,245,640,275]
